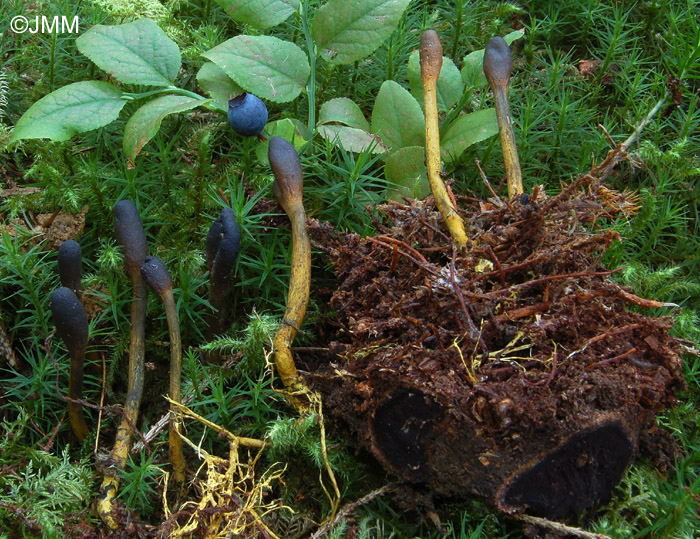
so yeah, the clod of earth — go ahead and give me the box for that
[205,206,241,339]
[420,30,469,250]
[312,183,685,521]
[140,255,185,502]
[268,136,311,395]
[483,36,523,198]
[49,286,89,442]
[228,92,268,137]
[97,199,148,529]
[57,239,82,295]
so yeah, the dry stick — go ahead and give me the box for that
[515,514,612,539]
[420,30,469,250]
[268,137,311,395]
[97,199,148,529]
[49,287,90,441]
[483,36,523,198]
[140,256,186,500]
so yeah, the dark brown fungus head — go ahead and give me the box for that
[206,207,241,274]
[268,136,303,213]
[419,29,443,82]
[483,36,513,91]
[113,200,148,279]
[58,239,82,294]
[140,256,173,297]
[50,287,88,358]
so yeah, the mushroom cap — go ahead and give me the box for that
[58,239,82,293]
[140,256,172,296]
[206,207,241,273]
[483,36,513,88]
[419,29,443,81]
[269,136,303,209]
[50,287,88,358]
[113,200,148,278]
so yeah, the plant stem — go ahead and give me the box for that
[122,87,226,114]
[300,0,316,146]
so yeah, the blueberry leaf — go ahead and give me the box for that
[318,98,370,131]
[123,95,208,162]
[76,18,181,87]
[441,108,499,163]
[384,146,430,201]
[312,0,411,65]
[203,35,309,103]
[213,0,299,29]
[371,80,424,152]
[10,81,126,142]
[318,125,387,154]
[197,62,241,110]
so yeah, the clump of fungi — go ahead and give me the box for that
[306,29,686,524]
[97,199,148,528]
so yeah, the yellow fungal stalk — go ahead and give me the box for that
[420,29,469,250]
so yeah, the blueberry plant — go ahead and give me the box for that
[9,0,521,197]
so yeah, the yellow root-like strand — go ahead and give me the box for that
[97,277,147,529]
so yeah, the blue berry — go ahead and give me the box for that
[227,93,268,137]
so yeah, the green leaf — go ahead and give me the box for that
[384,145,429,201]
[196,62,241,111]
[441,108,498,162]
[76,19,181,87]
[255,119,307,164]
[318,98,369,131]
[371,80,424,152]
[461,30,525,88]
[407,51,464,112]
[203,35,309,103]
[312,0,411,64]
[123,95,207,161]
[10,82,126,142]
[318,125,386,153]
[213,0,299,29]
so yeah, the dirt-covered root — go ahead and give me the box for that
[311,184,685,520]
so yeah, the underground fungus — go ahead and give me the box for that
[420,29,469,250]
[49,287,89,442]
[140,255,185,500]
[483,36,523,198]
[268,136,311,394]
[57,239,82,295]
[97,199,148,529]
[205,207,241,338]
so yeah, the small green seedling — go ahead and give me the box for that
[98,199,148,529]
[140,256,185,501]
[483,36,523,198]
[49,287,89,442]
[269,136,311,395]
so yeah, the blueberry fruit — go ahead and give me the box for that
[227,93,268,137]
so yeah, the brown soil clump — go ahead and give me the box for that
[310,181,685,520]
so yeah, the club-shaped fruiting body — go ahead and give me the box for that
[268,136,310,393]
[58,239,82,294]
[140,256,185,495]
[50,287,89,442]
[420,30,469,250]
[206,208,241,301]
[483,36,523,198]
[98,199,149,529]
[228,93,268,137]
